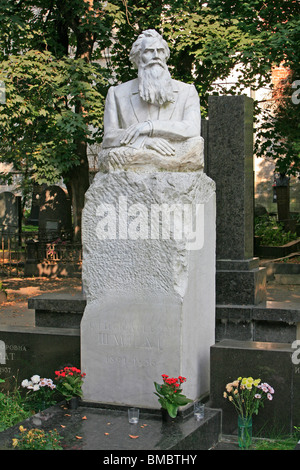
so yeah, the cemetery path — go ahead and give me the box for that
[0,276,299,328]
[0,276,81,327]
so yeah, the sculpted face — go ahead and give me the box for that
[139,37,168,70]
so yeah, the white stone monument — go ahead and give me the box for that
[81,30,216,409]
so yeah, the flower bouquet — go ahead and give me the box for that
[154,374,192,419]
[223,376,275,448]
[55,366,86,406]
[21,375,56,412]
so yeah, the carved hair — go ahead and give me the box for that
[129,29,170,69]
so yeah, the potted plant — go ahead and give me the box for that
[54,366,86,409]
[154,374,192,421]
[21,375,57,412]
[223,376,275,449]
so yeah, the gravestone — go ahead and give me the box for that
[207,96,266,307]
[26,182,47,226]
[81,30,216,410]
[38,185,72,241]
[0,191,21,238]
[0,326,80,391]
[210,340,300,436]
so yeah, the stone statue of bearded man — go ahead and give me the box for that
[99,29,204,172]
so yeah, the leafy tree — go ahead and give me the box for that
[0,0,124,240]
[109,0,299,172]
[0,0,299,240]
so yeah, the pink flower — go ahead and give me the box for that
[267,393,273,400]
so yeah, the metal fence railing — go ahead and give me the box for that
[0,230,82,277]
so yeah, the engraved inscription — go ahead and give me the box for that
[105,355,157,368]
[98,332,162,351]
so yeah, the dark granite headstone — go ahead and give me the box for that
[0,326,80,391]
[207,96,266,307]
[38,185,72,241]
[0,191,21,237]
[210,340,300,436]
[27,183,47,226]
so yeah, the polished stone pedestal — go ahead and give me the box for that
[210,339,300,436]
[0,403,221,450]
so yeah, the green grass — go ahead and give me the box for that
[0,379,31,431]
[252,427,300,450]
[253,436,298,450]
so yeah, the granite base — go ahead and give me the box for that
[0,403,221,451]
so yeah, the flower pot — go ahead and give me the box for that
[67,397,80,410]
[161,408,177,424]
[238,415,252,449]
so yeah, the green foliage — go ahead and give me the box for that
[110,0,300,167]
[255,215,298,246]
[0,378,31,432]
[253,435,299,450]
[0,50,108,185]
[0,0,298,199]
[12,426,63,450]
[253,427,300,450]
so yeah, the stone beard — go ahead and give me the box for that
[138,61,175,106]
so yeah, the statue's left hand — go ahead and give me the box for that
[120,122,152,145]
[144,137,175,156]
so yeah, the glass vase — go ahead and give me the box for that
[238,415,252,449]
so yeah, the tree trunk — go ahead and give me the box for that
[65,141,90,243]
[67,0,95,242]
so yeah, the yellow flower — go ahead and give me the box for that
[19,426,26,433]
[223,392,228,398]
[228,396,233,401]
[253,379,261,386]
[12,439,18,448]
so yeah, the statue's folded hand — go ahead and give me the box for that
[144,137,175,156]
[120,121,152,145]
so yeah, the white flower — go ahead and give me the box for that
[21,379,30,388]
[31,375,40,384]
[33,384,40,391]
